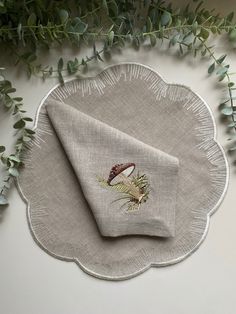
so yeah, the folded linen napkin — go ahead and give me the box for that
[46,101,179,237]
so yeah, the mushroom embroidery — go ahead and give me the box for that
[97,163,150,211]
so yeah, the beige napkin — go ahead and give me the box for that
[46,100,179,237]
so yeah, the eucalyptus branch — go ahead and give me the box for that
[1,0,236,207]
[0,70,35,205]
[201,42,236,150]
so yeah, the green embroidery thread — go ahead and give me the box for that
[97,163,150,211]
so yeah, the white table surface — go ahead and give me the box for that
[1,1,236,313]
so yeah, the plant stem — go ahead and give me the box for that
[80,0,113,20]
[119,173,144,202]
[199,39,236,133]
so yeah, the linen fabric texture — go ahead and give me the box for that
[46,101,179,237]
[18,63,228,280]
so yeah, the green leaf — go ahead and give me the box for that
[13,119,26,129]
[221,107,233,116]
[27,13,37,26]
[217,54,227,64]
[0,195,8,205]
[67,60,76,74]
[22,117,33,122]
[103,0,109,14]
[3,181,10,189]
[57,57,64,72]
[182,33,193,45]
[147,16,153,32]
[170,33,180,46]
[208,62,215,74]
[228,82,235,88]
[74,21,88,34]
[216,65,229,76]
[23,136,32,142]
[199,27,209,39]
[58,72,64,85]
[227,122,236,128]
[5,87,16,94]
[25,128,35,135]
[9,167,19,177]
[109,1,118,16]
[57,58,64,84]
[108,30,114,46]
[13,97,23,102]
[227,12,234,22]
[8,155,20,162]
[161,11,172,26]
[192,21,198,35]
[149,34,156,46]
[59,9,68,23]
[1,155,7,164]
[218,74,226,82]
[229,29,236,41]
[132,37,140,49]
[201,49,207,56]
[0,146,5,153]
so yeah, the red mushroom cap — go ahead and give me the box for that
[107,162,135,185]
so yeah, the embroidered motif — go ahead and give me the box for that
[97,163,150,211]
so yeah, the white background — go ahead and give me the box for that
[1,1,236,313]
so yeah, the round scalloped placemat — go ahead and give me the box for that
[17,63,229,280]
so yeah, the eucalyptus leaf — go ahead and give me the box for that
[208,63,215,74]
[228,122,236,128]
[8,167,19,177]
[229,29,236,41]
[5,87,16,94]
[25,128,35,135]
[109,1,118,16]
[216,66,229,76]
[217,54,227,64]
[221,107,233,116]
[23,136,32,142]
[59,9,69,23]
[0,195,8,205]
[149,34,156,46]
[2,0,236,206]
[108,30,114,46]
[22,117,33,122]
[102,0,109,14]
[218,74,226,82]
[13,97,23,102]
[161,11,171,26]
[199,27,209,39]
[147,17,153,32]
[57,58,64,84]
[13,119,25,129]
[57,58,64,72]
[8,155,20,162]
[27,13,37,26]
[0,146,5,153]
[74,21,88,34]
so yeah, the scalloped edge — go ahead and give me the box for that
[16,62,229,281]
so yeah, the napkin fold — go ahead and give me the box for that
[46,100,179,237]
